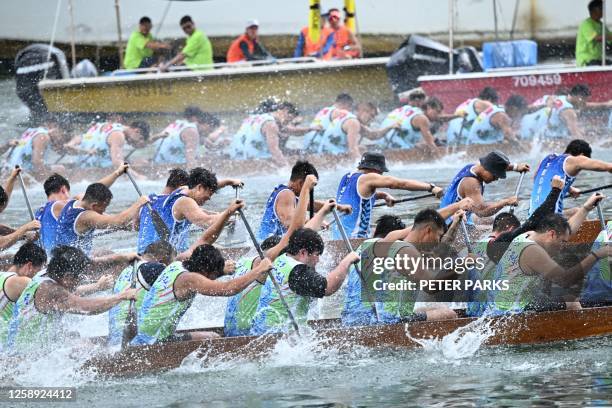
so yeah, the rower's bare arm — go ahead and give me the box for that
[560,109,583,138]
[78,196,149,231]
[174,197,216,228]
[441,210,465,243]
[566,155,612,176]
[438,197,474,220]
[412,115,437,148]
[325,252,360,295]
[181,128,199,168]
[4,275,30,302]
[520,244,599,287]
[217,178,244,189]
[31,133,50,175]
[494,113,519,143]
[263,122,288,167]
[344,119,362,159]
[97,163,128,187]
[461,178,512,217]
[63,135,84,155]
[360,173,439,197]
[108,131,126,168]
[568,194,604,233]
[0,220,40,251]
[39,283,137,315]
[275,189,296,229]
[3,167,20,205]
[306,199,336,231]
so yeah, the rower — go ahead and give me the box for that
[446,87,498,145]
[490,207,609,315]
[466,95,527,145]
[64,120,150,172]
[520,85,591,140]
[151,106,202,168]
[0,243,46,346]
[439,151,529,225]
[0,167,21,214]
[197,112,228,150]
[378,97,444,151]
[317,102,397,159]
[581,220,611,307]
[529,139,612,216]
[334,152,443,239]
[131,243,273,345]
[303,93,354,153]
[6,245,138,351]
[0,220,40,252]
[137,167,242,253]
[227,101,299,167]
[5,114,68,179]
[250,227,359,335]
[54,183,149,256]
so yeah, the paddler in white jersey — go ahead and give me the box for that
[150,106,202,168]
[303,93,354,153]
[0,167,41,251]
[467,95,527,145]
[446,87,498,145]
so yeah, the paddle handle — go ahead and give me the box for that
[373,192,435,208]
[580,183,612,195]
[121,260,139,349]
[309,189,315,219]
[460,219,473,254]
[509,172,526,214]
[15,166,35,221]
[596,202,606,231]
[237,208,300,335]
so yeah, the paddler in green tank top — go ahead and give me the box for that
[6,246,139,351]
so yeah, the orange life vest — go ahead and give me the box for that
[331,26,360,59]
[301,26,333,60]
[227,34,255,63]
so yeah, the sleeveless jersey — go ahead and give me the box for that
[6,127,50,171]
[303,106,336,153]
[227,114,276,159]
[379,106,423,149]
[0,272,17,345]
[258,184,295,241]
[581,221,612,303]
[131,262,194,345]
[154,119,199,164]
[318,110,358,155]
[439,164,483,224]
[467,105,506,144]
[465,237,497,317]
[542,96,574,138]
[341,238,379,326]
[446,117,471,146]
[78,122,124,168]
[250,254,310,335]
[54,200,94,255]
[333,172,376,239]
[224,256,262,337]
[519,109,550,140]
[35,201,60,255]
[528,154,575,216]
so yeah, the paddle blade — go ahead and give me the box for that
[121,302,137,349]
[149,206,170,241]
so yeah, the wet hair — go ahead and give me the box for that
[188,167,218,192]
[335,93,354,107]
[183,244,225,279]
[422,97,444,111]
[140,16,152,25]
[130,121,150,141]
[290,160,318,181]
[358,102,378,113]
[13,242,47,267]
[82,183,113,204]
[408,90,427,103]
[277,101,299,116]
[570,84,591,98]
[44,173,70,197]
[555,86,571,95]
[143,240,176,265]
[373,215,406,238]
[199,112,221,128]
[534,213,571,236]
[492,212,520,233]
[505,94,527,111]
[0,186,8,210]
[589,0,602,13]
[184,106,204,119]
[261,235,282,251]
[479,87,499,104]
[254,97,280,114]
[166,168,189,189]
[41,113,60,128]
[180,15,193,26]
[564,139,592,158]
[286,228,324,256]
[413,209,447,233]
[47,245,91,280]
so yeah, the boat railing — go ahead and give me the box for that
[110,57,319,76]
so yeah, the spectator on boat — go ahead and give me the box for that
[446,87,498,145]
[327,8,362,59]
[466,95,527,145]
[576,0,612,66]
[303,93,354,153]
[160,16,213,71]
[294,12,335,59]
[123,16,170,70]
[227,20,274,63]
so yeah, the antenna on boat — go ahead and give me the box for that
[448,0,454,74]
[114,0,124,68]
[43,0,63,81]
[603,0,607,65]
[68,0,77,69]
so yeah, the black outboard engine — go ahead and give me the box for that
[15,44,69,121]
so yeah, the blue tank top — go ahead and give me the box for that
[318,110,357,155]
[378,106,423,149]
[467,105,505,144]
[439,164,483,224]
[257,184,295,241]
[138,188,192,253]
[54,200,94,255]
[333,172,376,239]
[528,154,575,216]
[35,201,60,255]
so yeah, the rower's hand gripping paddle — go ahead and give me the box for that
[15,166,35,221]
[121,259,139,349]
[509,171,526,215]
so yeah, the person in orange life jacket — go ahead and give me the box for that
[227,20,274,63]
[294,12,335,59]
[327,8,362,59]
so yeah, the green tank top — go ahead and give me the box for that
[133,261,194,344]
[472,238,496,303]
[351,238,380,311]
[107,262,148,345]
[0,272,17,344]
[380,241,419,318]
[493,233,539,312]
[224,256,262,335]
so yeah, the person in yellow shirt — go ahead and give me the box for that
[123,17,170,70]
[576,0,611,66]
[161,15,214,71]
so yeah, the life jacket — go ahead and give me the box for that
[227,34,255,63]
[301,26,333,59]
[331,26,359,58]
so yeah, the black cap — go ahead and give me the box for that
[479,151,510,179]
[357,152,389,173]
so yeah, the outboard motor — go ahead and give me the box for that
[15,44,69,121]
[72,59,98,78]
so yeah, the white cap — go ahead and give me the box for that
[246,19,259,28]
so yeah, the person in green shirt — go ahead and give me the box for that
[124,16,170,70]
[161,15,214,71]
[576,0,611,66]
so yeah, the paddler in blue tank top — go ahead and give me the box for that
[6,246,139,351]
[439,151,530,225]
[333,152,444,239]
[303,93,354,153]
[446,87,498,145]
[257,160,352,240]
[467,95,527,145]
[136,167,243,253]
[529,139,612,217]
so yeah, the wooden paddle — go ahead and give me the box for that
[595,198,606,231]
[509,172,526,215]
[121,259,139,349]
[373,192,436,208]
[237,207,301,335]
[15,166,35,221]
[124,163,170,242]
